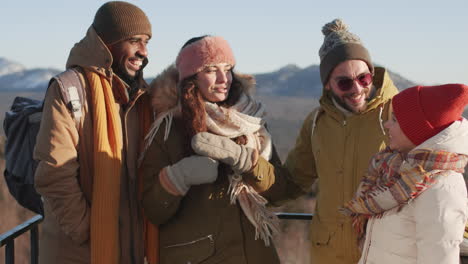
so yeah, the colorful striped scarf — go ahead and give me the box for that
[341,147,468,247]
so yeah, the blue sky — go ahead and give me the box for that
[2,0,467,85]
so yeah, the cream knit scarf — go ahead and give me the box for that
[204,93,279,246]
[85,69,123,264]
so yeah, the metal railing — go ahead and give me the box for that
[276,212,313,220]
[0,215,43,264]
[0,212,309,263]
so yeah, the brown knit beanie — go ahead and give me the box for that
[93,1,152,45]
[319,19,373,85]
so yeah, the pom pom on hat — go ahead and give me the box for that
[321,19,349,37]
[319,18,373,85]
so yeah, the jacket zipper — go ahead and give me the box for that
[362,218,375,263]
[164,234,214,249]
[124,89,145,263]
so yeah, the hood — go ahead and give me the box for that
[66,26,149,91]
[319,67,399,119]
[66,26,113,73]
[416,118,468,155]
[149,64,256,117]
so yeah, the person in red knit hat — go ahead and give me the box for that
[341,84,468,264]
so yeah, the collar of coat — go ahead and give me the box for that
[66,26,113,77]
[319,67,399,120]
[148,64,256,119]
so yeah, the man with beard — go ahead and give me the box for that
[284,19,398,264]
[34,2,153,264]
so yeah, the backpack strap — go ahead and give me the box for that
[50,68,85,129]
[310,106,324,137]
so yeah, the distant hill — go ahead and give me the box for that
[0,58,25,76]
[0,57,416,96]
[254,64,416,98]
[0,58,60,91]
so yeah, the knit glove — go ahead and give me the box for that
[191,132,257,174]
[165,156,219,195]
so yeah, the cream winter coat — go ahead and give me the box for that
[359,119,468,264]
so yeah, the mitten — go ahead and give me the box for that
[191,132,257,173]
[165,155,218,195]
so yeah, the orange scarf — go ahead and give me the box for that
[86,69,123,264]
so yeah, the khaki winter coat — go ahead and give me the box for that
[34,26,150,264]
[140,67,294,264]
[285,67,399,264]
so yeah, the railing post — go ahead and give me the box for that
[0,215,43,264]
[5,240,14,264]
[30,225,39,264]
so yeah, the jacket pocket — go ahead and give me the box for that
[310,221,337,248]
[160,234,215,264]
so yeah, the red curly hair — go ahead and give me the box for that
[178,71,247,152]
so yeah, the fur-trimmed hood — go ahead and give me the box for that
[148,64,256,117]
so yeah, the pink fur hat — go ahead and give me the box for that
[175,36,236,80]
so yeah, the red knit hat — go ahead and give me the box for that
[392,84,468,145]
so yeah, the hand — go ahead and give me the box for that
[191,132,257,174]
[165,155,218,195]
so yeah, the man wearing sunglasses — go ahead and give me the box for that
[285,19,399,264]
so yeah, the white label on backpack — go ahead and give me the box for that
[68,86,82,119]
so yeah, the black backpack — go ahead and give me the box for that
[3,68,84,215]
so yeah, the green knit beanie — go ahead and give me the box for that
[93,1,152,45]
[319,19,373,85]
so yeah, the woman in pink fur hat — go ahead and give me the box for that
[342,84,468,264]
[139,35,293,264]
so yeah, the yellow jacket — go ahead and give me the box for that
[285,67,399,264]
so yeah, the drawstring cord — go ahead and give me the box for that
[378,105,386,135]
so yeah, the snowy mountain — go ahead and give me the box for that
[0,58,25,77]
[0,58,60,91]
[254,64,416,98]
[0,57,416,95]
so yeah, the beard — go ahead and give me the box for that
[330,85,376,113]
[112,64,137,85]
[112,57,148,100]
